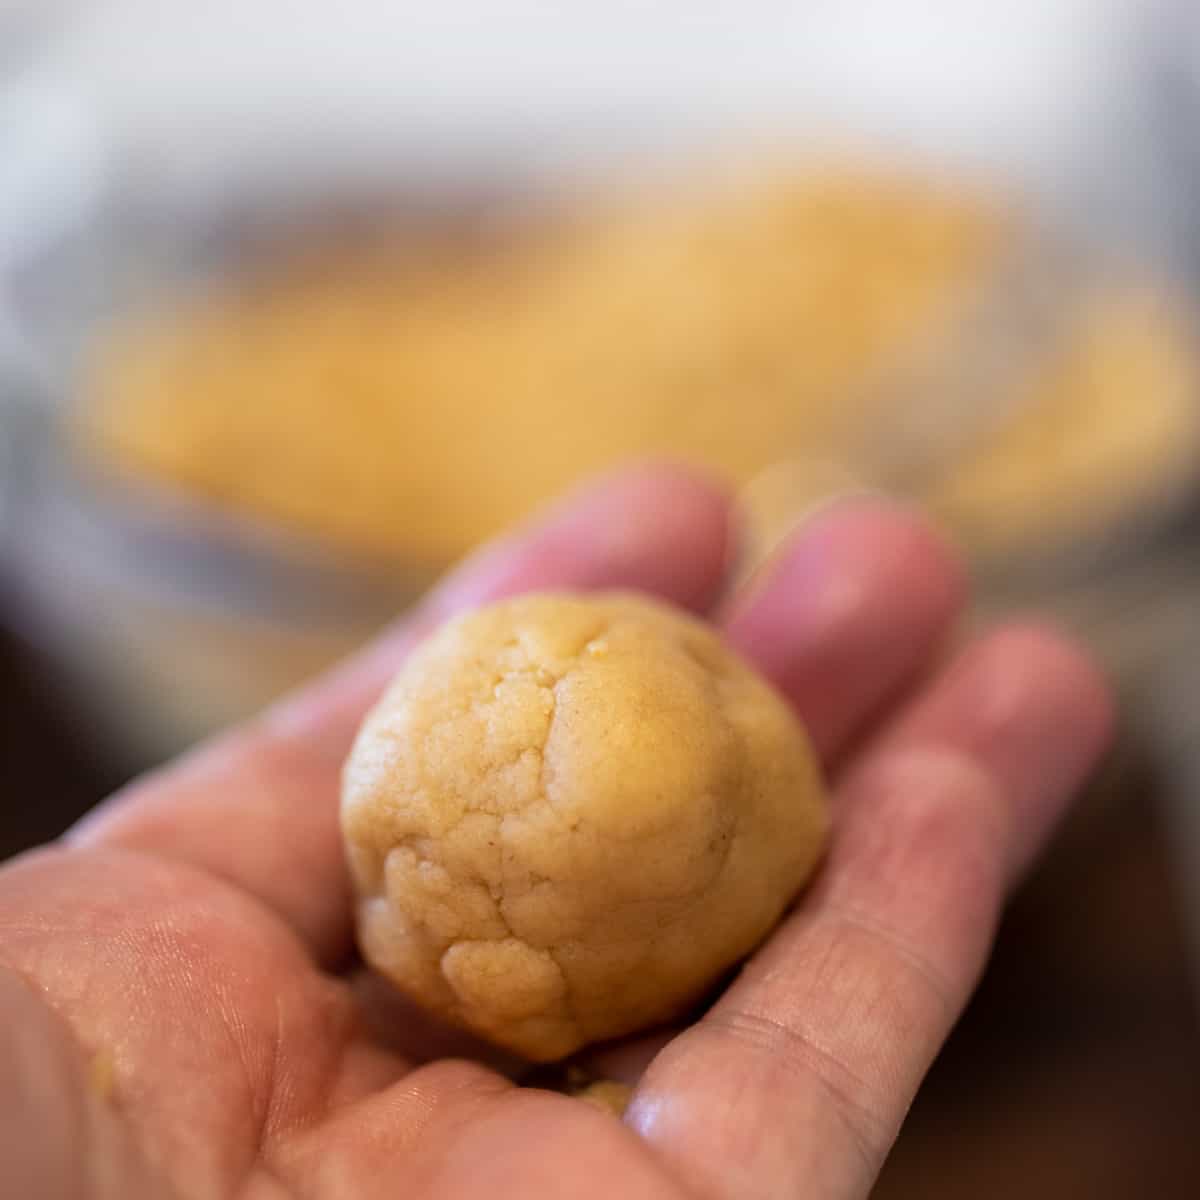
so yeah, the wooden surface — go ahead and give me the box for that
[1,612,1198,1196]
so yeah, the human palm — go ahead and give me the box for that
[1,466,1110,1200]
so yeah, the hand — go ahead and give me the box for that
[0,465,1111,1200]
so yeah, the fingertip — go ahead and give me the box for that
[972,620,1116,750]
[800,498,969,627]
[725,496,967,758]
[431,460,734,619]
[567,460,734,610]
[878,618,1116,871]
[949,621,1115,780]
[595,457,731,512]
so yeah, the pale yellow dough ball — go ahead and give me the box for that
[341,592,828,1061]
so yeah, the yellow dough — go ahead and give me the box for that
[80,166,1002,566]
[341,591,828,1061]
[81,165,1198,572]
[572,1079,635,1117]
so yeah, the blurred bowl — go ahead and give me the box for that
[3,156,1199,764]
[6,397,427,761]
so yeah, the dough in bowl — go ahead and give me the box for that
[341,591,828,1061]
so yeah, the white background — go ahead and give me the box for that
[0,0,1189,264]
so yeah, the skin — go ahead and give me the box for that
[0,463,1112,1200]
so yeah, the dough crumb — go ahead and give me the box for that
[573,1079,635,1117]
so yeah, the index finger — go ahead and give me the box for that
[69,464,733,965]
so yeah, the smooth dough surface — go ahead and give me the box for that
[342,591,828,1060]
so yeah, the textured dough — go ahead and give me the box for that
[342,591,828,1061]
[83,167,1001,565]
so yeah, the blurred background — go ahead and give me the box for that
[3,2,1200,1194]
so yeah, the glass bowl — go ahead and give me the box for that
[3,156,1199,767]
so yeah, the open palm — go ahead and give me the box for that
[1,466,1110,1200]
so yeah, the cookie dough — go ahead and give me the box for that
[82,166,1000,565]
[341,591,828,1061]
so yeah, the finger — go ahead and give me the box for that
[70,464,733,966]
[581,500,965,1087]
[272,1060,689,1200]
[723,499,966,761]
[866,623,1116,875]
[628,624,1113,1200]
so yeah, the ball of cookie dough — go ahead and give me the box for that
[341,591,828,1061]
